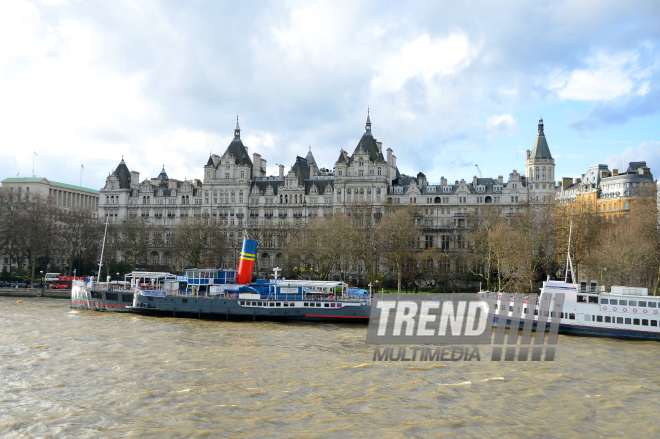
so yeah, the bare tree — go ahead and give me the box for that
[377,207,421,293]
[16,194,58,285]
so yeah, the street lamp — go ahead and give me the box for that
[78,247,85,278]
[371,245,376,294]
[40,270,43,286]
[444,252,448,292]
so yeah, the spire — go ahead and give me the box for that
[158,165,169,181]
[531,117,552,159]
[234,115,241,140]
[120,155,125,164]
[365,108,372,134]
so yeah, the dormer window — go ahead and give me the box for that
[359,159,364,166]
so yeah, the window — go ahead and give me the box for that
[569,313,575,320]
[652,320,658,327]
[639,301,647,307]
[625,318,631,324]
[600,299,608,304]
[596,315,603,322]
[650,302,657,308]
[605,316,611,323]
[629,301,637,306]
[610,299,618,305]
[619,300,627,306]
[617,317,623,324]
[642,319,649,326]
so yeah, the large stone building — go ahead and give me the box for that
[0,177,100,273]
[99,114,555,276]
[556,161,654,219]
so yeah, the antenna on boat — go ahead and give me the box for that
[564,221,576,284]
[97,217,109,282]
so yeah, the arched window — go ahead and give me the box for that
[347,188,351,194]
[360,188,364,194]
[367,188,371,194]
[377,188,381,195]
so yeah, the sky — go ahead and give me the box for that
[1,0,660,190]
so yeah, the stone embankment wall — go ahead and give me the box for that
[0,289,70,299]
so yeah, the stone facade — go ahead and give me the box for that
[99,115,555,275]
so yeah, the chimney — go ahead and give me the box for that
[309,163,316,179]
[441,177,447,186]
[279,164,284,179]
[387,148,393,165]
[498,176,503,184]
[392,154,397,168]
[562,177,573,189]
[526,150,531,159]
[377,141,383,153]
[473,176,478,186]
[612,169,618,176]
[130,171,140,185]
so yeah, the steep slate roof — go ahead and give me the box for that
[349,132,385,164]
[158,166,169,181]
[113,158,131,189]
[221,138,253,168]
[531,118,552,159]
[304,179,334,195]
[251,180,282,195]
[206,155,214,166]
[305,148,318,169]
[290,156,310,186]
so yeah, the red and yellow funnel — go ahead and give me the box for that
[236,238,258,284]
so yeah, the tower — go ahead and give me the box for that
[526,117,555,202]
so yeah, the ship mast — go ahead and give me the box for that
[97,217,109,281]
[564,221,576,284]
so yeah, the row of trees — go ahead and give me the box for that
[3,186,658,293]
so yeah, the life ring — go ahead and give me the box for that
[603,306,607,311]
[623,308,627,313]
[329,295,334,300]
[655,310,658,315]
[613,307,617,312]
[633,308,638,313]
[230,293,236,299]
[643,309,648,314]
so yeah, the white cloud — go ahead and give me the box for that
[371,33,474,92]
[604,141,660,176]
[486,114,516,138]
[549,51,640,101]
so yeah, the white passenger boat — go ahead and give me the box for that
[481,280,660,341]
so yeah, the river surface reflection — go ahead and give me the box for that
[2,297,660,438]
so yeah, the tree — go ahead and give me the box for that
[16,194,57,285]
[171,217,227,269]
[377,208,421,293]
[0,191,21,278]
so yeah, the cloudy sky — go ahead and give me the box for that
[1,0,660,190]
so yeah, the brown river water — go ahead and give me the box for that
[2,296,660,438]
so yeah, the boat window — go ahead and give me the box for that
[596,315,603,322]
[561,313,564,318]
[106,292,118,301]
[304,302,309,306]
[577,295,586,303]
[283,302,289,307]
[619,300,627,306]
[600,299,608,304]
[269,302,275,307]
[534,309,539,315]
[569,313,575,320]
[122,294,133,303]
[290,303,295,306]
[633,319,640,325]
[629,301,637,306]
[316,303,321,307]
[610,299,618,305]
[617,317,623,324]
[625,318,631,324]
[494,304,498,310]
[276,302,281,307]
[649,302,657,308]
[147,297,153,302]
[182,298,188,303]
[642,319,649,326]
[588,296,598,303]
[605,316,611,323]
[652,320,658,327]
[523,308,527,314]
[509,306,513,312]
[91,291,103,299]
[325,303,330,307]
[639,301,647,307]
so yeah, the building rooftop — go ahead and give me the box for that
[1,177,100,194]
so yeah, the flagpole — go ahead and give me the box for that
[80,165,82,187]
[32,154,35,178]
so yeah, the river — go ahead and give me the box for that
[1,297,660,438]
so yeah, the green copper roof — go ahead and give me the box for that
[1,177,99,194]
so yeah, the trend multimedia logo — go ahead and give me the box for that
[366,293,565,362]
